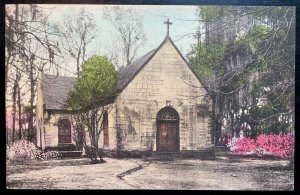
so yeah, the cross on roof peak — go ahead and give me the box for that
[164,18,173,36]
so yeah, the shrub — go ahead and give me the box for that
[226,133,294,158]
[256,133,294,158]
[36,150,61,161]
[235,137,256,154]
[7,140,40,162]
[6,140,62,162]
[226,136,240,152]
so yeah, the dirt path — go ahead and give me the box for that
[123,158,293,190]
[7,158,142,189]
[6,157,293,190]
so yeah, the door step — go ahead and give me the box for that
[144,152,182,161]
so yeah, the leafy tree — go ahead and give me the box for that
[66,56,118,163]
[71,114,86,151]
[189,41,225,82]
[189,6,295,143]
[198,6,230,22]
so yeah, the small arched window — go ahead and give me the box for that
[157,106,180,121]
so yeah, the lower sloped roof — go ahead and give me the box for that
[43,74,77,110]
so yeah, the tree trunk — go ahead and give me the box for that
[88,113,104,163]
[205,21,210,44]
[76,40,82,77]
[12,82,17,143]
[90,130,99,163]
[126,45,130,66]
[28,59,35,142]
[76,57,80,78]
[18,86,22,140]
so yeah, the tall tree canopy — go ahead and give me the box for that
[188,6,295,142]
[66,56,118,163]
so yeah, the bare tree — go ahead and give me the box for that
[5,4,61,143]
[54,8,97,77]
[103,6,147,68]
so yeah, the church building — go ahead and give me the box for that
[35,21,214,156]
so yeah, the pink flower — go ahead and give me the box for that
[226,132,294,158]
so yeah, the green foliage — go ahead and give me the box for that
[199,6,230,22]
[240,25,273,54]
[66,55,118,111]
[190,6,295,136]
[66,55,118,163]
[189,41,225,82]
[249,105,292,136]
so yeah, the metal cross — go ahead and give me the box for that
[164,18,173,36]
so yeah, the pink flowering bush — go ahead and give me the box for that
[256,134,294,158]
[226,133,294,158]
[235,137,256,154]
[7,140,40,162]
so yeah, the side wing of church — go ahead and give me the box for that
[35,35,214,156]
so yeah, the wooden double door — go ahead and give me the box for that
[157,122,179,152]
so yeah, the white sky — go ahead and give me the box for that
[40,4,200,76]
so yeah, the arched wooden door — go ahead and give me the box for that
[156,106,179,152]
[58,118,71,144]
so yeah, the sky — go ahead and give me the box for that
[6,4,202,117]
[40,4,200,76]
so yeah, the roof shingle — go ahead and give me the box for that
[43,74,77,110]
[116,49,156,90]
[42,48,156,110]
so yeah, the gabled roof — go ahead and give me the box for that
[43,74,77,110]
[116,35,211,96]
[42,36,211,110]
[117,49,156,90]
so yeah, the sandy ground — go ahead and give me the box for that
[124,158,294,190]
[6,157,294,190]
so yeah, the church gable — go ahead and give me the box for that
[115,36,213,151]
[118,36,209,98]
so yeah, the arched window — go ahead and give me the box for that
[157,106,180,121]
[58,118,71,144]
[102,111,109,146]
